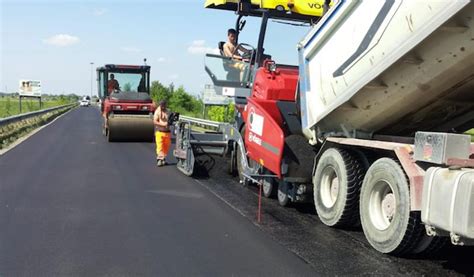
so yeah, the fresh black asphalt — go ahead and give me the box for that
[1,107,473,276]
[0,107,315,276]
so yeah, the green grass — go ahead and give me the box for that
[466,129,474,142]
[0,97,72,118]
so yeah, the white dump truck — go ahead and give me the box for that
[298,0,474,254]
[176,0,474,255]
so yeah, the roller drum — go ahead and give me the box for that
[108,114,154,142]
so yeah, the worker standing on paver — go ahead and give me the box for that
[153,100,171,166]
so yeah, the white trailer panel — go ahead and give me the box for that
[298,0,473,141]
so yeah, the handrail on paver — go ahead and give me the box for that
[179,115,222,129]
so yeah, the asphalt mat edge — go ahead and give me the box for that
[191,154,474,276]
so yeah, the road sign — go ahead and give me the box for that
[203,84,231,105]
[19,80,42,97]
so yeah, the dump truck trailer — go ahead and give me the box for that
[296,0,474,254]
[175,0,474,255]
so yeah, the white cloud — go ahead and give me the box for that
[43,34,80,47]
[157,57,166,63]
[193,40,206,46]
[93,8,108,16]
[187,40,219,55]
[168,74,179,80]
[121,47,142,53]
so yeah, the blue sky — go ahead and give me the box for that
[1,0,311,97]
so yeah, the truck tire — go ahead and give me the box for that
[313,148,363,227]
[411,234,448,255]
[262,175,277,198]
[228,142,237,176]
[277,181,290,207]
[360,158,423,255]
[421,236,448,255]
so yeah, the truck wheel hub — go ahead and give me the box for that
[320,166,339,208]
[369,181,396,231]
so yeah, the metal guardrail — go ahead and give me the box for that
[0,103,77,127]
[179,115,222,130]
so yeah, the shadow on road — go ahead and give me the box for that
[190,153,474,276]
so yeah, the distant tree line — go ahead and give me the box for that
[1,84,235,122]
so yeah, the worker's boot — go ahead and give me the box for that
[157,159,164,167]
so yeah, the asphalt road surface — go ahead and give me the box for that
[0,107,314,276]
[1,107,473,276]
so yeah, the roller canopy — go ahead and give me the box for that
[97,64,150,74]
